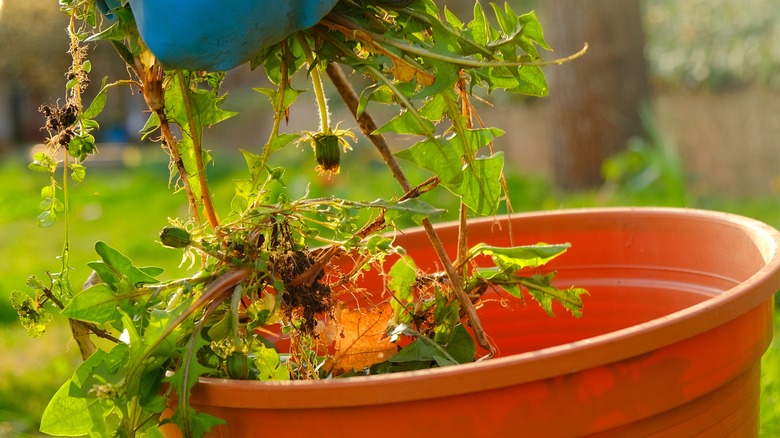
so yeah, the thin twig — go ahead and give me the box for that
[455,76,472,276]
[398,176,440,202]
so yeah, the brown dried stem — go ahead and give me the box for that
[132,55,204,225]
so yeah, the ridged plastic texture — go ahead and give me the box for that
[162,208,780,437]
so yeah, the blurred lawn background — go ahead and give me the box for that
[1,0,780,436]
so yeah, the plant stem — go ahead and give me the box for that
[297,34,331,134]
[420,220,493,353]
[325,63,411,190]
[158,117,203,225]
[397,9,494,58]
[177,71,220,229]
[133,55,204,225]
[365,65,437,138]
[325,63,495,355]
[456,76,472,274]
[325,13,589,68]
[60,16,84,299]
[260,42,290,165]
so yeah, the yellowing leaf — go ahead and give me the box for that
[322,20,434,86]
[389,58,417,83]
[327,303,397,375]
[416,70,436,87]
[388,56,435,86]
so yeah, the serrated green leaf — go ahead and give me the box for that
[166,76,237,129]
[490,2,514,37]
[82,77,109,120]
[518,11,552,51]
[374,110,434,136]
[471,242,571,270]
[69,344,129,397]
[253,343,290,381]
[86,261,120,289]
[388,256,417,301]
[460,127,504,154]
[396,129,503,211]
[415,57,460,100]
[412,13,461,99]
[514,65,549,96]
[467,2,490,47]
[240,149,263,176]
[263,132,300,156]
[444,324,475,364]
[522,273,587,317]
[140,112,161,139]
[453,153,504,216]
[388,337,440,363]
[443,6,464,30]
[254,86,304,112]
[395,136,463,186]
[40,380,101,436]
[162,73,235,210]
[166,331,225,437]
[498,282,524,300]
[94,241,160,287]
[41,347,128,435]
[418,93,448,122]
[368,198,445,223]
[432,288,459,343]
[61,283,125,324]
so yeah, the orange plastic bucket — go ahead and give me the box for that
[163,208,780,437]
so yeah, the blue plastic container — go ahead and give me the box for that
[117,0,340,71]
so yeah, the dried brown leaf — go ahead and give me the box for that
[327,302,397,375]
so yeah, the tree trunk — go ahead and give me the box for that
[544,0,650,189]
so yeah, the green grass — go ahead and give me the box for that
[0,150,778,435]
[762,311,780,436]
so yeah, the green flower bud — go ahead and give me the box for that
[225,352,250,380]
[314,134,341,175]
[160,226,191,248]
[269,167,285,180]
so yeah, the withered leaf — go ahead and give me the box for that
[328,302,397,375]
